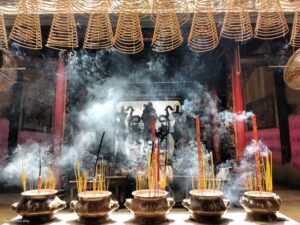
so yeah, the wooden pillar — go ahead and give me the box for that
[232,46,246,162]
[273,69,291,163]
[53,56,67,155]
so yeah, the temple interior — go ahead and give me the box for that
[0,0,300,224]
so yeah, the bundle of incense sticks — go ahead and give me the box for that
[196,115,204,190]
[194,115,222,192]
[20,159,26,192]
[74,159,106,194]
[252,114,262,192]
[20,159,56,192]
[245,115,273,193]
[143,116,161,195]
[38,148,42,194]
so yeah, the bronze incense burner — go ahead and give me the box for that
[240,191,281,215]
[182,190,230,221]
[11,189,66,222]
[70,190,119,222]
[125,189,175,221]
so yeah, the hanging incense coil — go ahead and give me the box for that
[152,12,183,52]
[254,0,288,40]
[9,0,42,50]
[38,0,58,14]
[0,13,8,49]
[110,0,150,14]
[46,0,78,50]
[151,0,189,26]
[280,0,300,11]
[188,0,219,52]
[84,13,113,49]
[176,0,190,26]
[73,0,110,13]
[290,10,300,48]
[284,48,300,90]
[0,0,19,14]
[114,12,144,54]
[0,49,17,93]
[220,0,253,42]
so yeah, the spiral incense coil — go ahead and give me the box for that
[38,0,58,14]
[151,0,189,26]
[175,0,190,26]
[114,12,144,54]
[280,0,300,11]
[284,48,300,90]
[188,12,219,52]
[254,0,289,40]
[0,0,19,14]
[152,12,183,52]
[0,13,8,49]
[110,0,150,13]
[73,0,110,13]
[220,0,253,42]
[290,10,300,48]
[46,0,78,50]
[83,12,113,49]
[9,0,42,50]
[0,49,17,93]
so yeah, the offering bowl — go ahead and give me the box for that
[240,191,281,216]
[12,189,66,222]
[182,190,230,221]
[125,189,175,221]
[70,190,119,222]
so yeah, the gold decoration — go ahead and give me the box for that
[46,0,78,50]
[284,48,300,90]
[220,0,253,42]
[0,49,17,93]
[84,13,114,49]
[152,12,183,52]
[114,12,144,54]
[0,13,8,49]
[290,10,300,48]
[254,0,288,40]
[188,0,219,52]
[9,0,42,50]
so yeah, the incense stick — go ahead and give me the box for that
[94,131,105,178]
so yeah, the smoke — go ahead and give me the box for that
[1,47,261,194]
[1,142,54,187]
